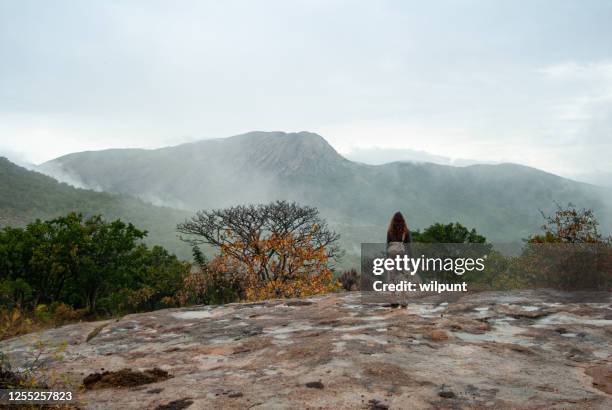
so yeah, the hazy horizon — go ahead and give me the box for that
[1,129,611,188]
[1,1,611,185]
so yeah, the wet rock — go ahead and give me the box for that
[154,398,193,410]
[227,392,243,398]
[0,289,609,409]
[566,347,594,362]
[496,304,551,319]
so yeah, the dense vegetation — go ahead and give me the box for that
[0,157,192,259]
[411,222,487,244]
[351,204,611,291]
[0,203,342,339]
[518,204,611,290]
[0,213,189,339]
[423,205,611,290]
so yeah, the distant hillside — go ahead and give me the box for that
[0,157,192,259]
[42,131,612,248]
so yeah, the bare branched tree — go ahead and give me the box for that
[177,201,342,272]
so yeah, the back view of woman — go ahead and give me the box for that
[386,212,421,305]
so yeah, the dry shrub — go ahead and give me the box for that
[1,339,71,391]
[339,269,360,291]
[0,308,28,340]
[52,303,85,326]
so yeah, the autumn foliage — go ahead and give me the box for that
[228,231,337,300]
[176,247,240,306]
[521,203,611,290]
[177,201,341,301]
[179,235,338,303]
[529,203,608,244]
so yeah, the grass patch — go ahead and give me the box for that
[86,323,108,343]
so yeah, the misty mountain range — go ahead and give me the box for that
[343,147,493,167]
[344,148,611,188]
[36,131,611,252]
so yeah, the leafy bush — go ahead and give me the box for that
[412,222,487,244]
[0,213,190,338]
[477,204,611,291]
[409,213,610,291]
[176,246,240,306]
[410,222,491,283]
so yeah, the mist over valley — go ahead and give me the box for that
[22,130,611,261]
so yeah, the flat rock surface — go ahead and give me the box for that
[1,289,611,409]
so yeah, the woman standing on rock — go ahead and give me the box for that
[387,211,422,305]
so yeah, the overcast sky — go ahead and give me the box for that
[1,0,611,184]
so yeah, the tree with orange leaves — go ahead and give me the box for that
[529,202,609,244]
[177,201,341,300]
[522,203,611,290]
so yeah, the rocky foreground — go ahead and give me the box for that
[1,290,611,409]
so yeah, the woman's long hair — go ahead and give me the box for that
[387,211,411,243]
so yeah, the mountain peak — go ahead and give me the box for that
[219,131,347,173]
[228,130,336,149]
